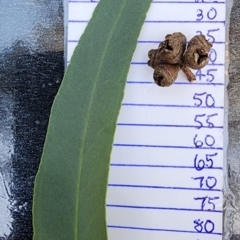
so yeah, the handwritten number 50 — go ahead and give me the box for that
[193,92,215,107]
[197,8,217,21]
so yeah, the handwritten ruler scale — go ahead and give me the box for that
[67,1,225,239]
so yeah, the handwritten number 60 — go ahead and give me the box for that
[194,134,215,148]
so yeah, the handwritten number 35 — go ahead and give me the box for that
[197,8,217,21]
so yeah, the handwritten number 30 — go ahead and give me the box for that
[197,8,217,21]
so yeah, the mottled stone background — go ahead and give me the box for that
[0,0,238,239]
[228,0,240,239]
[0,0,64,239]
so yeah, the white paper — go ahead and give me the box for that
[68,1,225,239]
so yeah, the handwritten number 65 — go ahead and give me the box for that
[194,153,218,171]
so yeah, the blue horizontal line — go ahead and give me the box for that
[110,163,223,170]
[131,62,224,66]
[145,20,225,24]
[67,60,224,67]
[107,225,222,235]
[106,204,222,213]
[122,103,223,109]
[69,20,88,23]
[127,81,224,86]
[117,123,223,129]
[68,20,225,24]
[68,40,225,45]
[69,0,98,2]
[108,184,222,192]
[152,1,225,3]
[138,40,225,44]
[69,1,225,3]
[113,144,223,150]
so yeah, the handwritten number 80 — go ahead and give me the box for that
[194,219,215,233]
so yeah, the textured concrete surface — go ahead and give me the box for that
[229,0,240,239]
[0,0,64,239]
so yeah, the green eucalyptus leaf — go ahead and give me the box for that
[32,0,151,239]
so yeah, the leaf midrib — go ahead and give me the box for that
[74,1,128,238]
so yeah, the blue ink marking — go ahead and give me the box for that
[107,225,222,235]
[106,204,222,213]
[113,144,223,150]
[126,81,224,86]
[117,123,223,129]
[121,103,224,109]
[110,163,223,170]
[69,0,225,4]
[108,184,222,192]
[68,20,225,24]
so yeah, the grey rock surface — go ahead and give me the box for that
[229,0,240,239]
[0,0,64,239]
[0,0,239,239]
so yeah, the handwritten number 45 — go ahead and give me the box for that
[196,69,217,82]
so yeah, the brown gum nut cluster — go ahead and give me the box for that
[147,32,213,87]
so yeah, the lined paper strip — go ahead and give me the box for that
[68,1,225,239]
